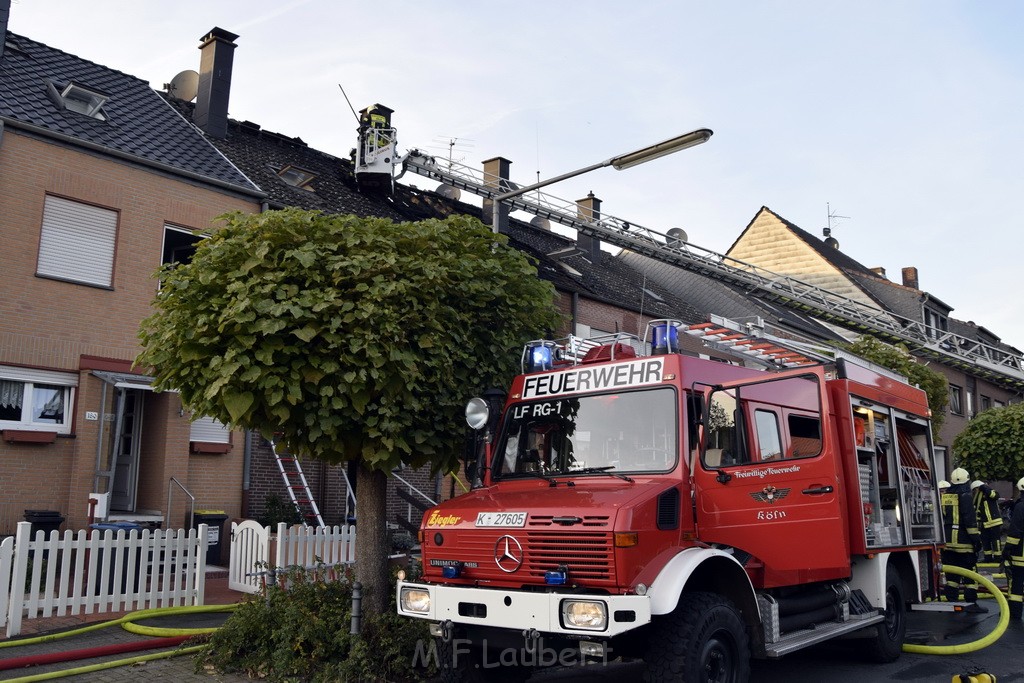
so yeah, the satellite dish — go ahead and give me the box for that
[666,227,688,247]
[530,216,551,231]
[435,184,461,200]
[167,70,199,102]
[824,236,840,250]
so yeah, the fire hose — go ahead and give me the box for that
[0,603,235,682]
[902,563,1009,655]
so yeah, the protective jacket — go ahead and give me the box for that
[942,482,980,553]
[973,484,1003,530]
[1005,498,1024,566]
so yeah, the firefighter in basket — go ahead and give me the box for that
[941,467,983,604]
[1001,476,1024,620]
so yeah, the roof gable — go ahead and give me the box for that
[0,31,258,192]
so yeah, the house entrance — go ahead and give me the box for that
[92,372,154,514]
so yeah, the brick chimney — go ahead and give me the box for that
[0,0,11,61]
[194,27,238,140]
[482,157,512,232]
[576,192,602,262]
[902,266,919,289]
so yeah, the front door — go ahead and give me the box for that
[694,369,849,587]
[110,388,144,512]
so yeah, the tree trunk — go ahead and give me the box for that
[354,463,389,614]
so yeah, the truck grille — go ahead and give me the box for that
[527,515,610,527]
[447,530,615,585]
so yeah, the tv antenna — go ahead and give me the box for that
[825,202,850,232]
[336,84,361,124]
[427,136,474,170]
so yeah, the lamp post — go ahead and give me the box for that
[489,128,713,233]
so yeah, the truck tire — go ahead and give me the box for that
[643,591,751,683]
[437,638,531,683]
[865,565,906,662]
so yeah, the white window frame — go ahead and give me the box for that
[37,195,118,288]
[0,367,77,434]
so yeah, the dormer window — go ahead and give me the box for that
[58,81,110,120]
[277,165,316,190]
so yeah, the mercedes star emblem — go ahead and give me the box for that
[494,535,523,573]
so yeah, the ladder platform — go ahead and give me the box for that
[764,613,883,658]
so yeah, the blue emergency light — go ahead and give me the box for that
[525,341,557,373]
[652,321,680,355]
[442,563,463,579]
[544,567,568,586]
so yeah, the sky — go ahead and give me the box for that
[8,1,1024,346]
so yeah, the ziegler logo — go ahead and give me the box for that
[426,511,462,527]
[750,486,791,504]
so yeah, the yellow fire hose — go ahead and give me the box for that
[902,564,1009,655]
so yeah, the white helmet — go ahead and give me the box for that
[937,480,951,489]
[950,467,970,485]
[1017,476,1024,492]
[971,480,984,490]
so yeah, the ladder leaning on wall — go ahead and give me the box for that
[270,437,325,528]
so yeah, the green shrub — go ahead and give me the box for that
[199,562,433,682]
[257,493,304,528]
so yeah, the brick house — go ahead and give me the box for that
[0,22,264,538]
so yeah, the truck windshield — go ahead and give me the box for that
[494,387,678,478]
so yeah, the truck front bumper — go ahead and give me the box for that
[396,581,651,638]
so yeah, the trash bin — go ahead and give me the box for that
[24,509,65,537]
[89,522,143,592]
[192,510,229,566]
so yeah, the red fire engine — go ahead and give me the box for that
[397,320,943,682]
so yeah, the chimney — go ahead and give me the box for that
[482,156,512,233]
[576,192,602,262]
[0,0,11,61]
[902,266,919,289]
[194,27,238,139]
[870,266,886,279]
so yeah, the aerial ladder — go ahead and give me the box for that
[380,149,1024,391]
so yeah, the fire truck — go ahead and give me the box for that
[396,319,944,682]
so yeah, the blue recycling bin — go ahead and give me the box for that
[90,522,143,592]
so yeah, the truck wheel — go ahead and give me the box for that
[865,565,906,662]
[643,592,751,683]
[437,638,531,683]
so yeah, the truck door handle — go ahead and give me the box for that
[802,486,834,495]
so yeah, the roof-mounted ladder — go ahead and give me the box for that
[400,151,1024,390]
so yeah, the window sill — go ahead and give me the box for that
[190,441,232,455]
[2,430,58,444]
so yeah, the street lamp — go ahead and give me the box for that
[489,128,713,233]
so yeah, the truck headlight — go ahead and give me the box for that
[400,587,431,614]
[561,599,607,631]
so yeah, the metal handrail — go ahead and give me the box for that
[167,477,195,530]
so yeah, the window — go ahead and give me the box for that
[981,395,991,412]
[949,385,963,415]
[754,410,782,461]
[966,391,975,418]
[0,367,77,434]
[47,80,110,120]
[789,414,822,458]
[924,309,948,340]
[37,195,117,287]
[276,165,316,190]
[162,225,203,266]
[189,416,232,454]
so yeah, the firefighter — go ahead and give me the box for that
[941,467,982,603]
[1002,476,1024,620]
[971,480,1004,564]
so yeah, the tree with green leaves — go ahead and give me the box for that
[839,336,949,435]
[952,402,1024,483]
[137,209,561,612]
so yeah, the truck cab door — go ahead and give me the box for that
[694,369,850,587]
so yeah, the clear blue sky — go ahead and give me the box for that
[9,1,1024,346]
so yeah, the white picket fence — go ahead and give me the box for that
[228,521,356,594]
[1,521,209,637]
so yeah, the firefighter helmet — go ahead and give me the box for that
[950,467,970,485]
[938,480,950,489]
[1017,476,1024,492]
[971,480,984,490]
